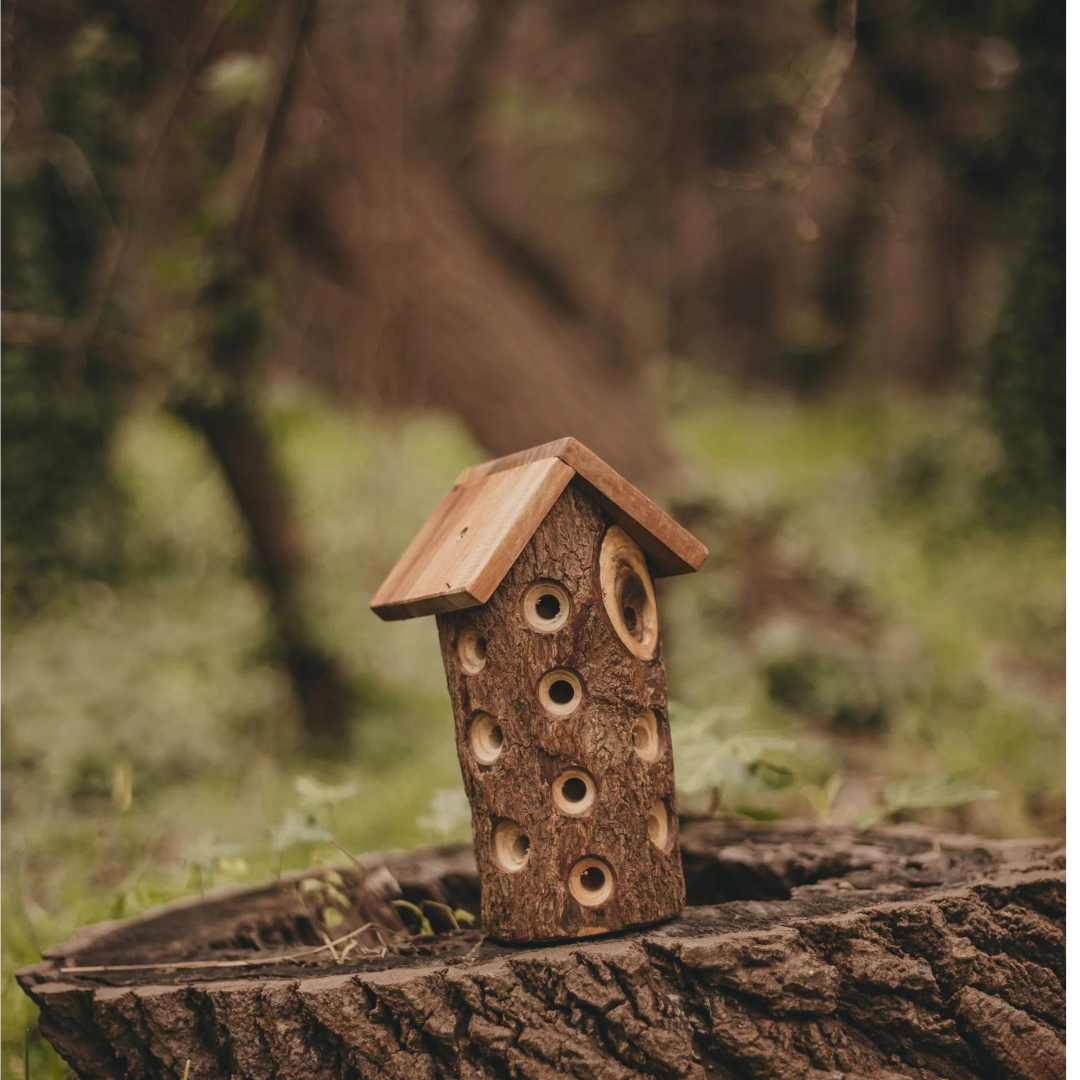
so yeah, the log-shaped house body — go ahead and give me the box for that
[371,439,707,942]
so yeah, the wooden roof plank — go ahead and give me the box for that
[455,437,705,577]
[371,439,708,621]
[370,458,573,621]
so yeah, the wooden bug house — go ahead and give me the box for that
[371,438,707,942]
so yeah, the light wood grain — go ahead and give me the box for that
[370,458,573,620]
[457,437,707,578]
[373,438,707,620]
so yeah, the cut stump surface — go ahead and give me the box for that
[19,820,1065,1080]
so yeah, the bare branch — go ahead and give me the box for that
[790,0,858,166]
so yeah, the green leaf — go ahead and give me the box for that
[884,775,997,814]
[270,810,333,854]
[321,906,344,931]
[453,908,477,927]
[392,899,435,936]
[325,884,350,909]
[748,759,796,789]
[807,773,844,822]
[293,776,361,812]
[181,831,240,873]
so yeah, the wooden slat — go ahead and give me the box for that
[559,439,707,577]
[454,439,573,486]
[456,437,706,578]
[370,458,574,621]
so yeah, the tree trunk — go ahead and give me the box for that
[179,398,351,742]
[19,819,1064,1080]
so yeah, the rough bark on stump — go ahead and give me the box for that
[19,819,1064,1080]
[436,486,682,942]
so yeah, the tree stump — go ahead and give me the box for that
[18,820,1064,1080]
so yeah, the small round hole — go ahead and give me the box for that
[492,820,530,872]
[581,866,605,890]
[522,582,571,633]
[647,799,673,851]
[568,857,614,907]
[537,594,561,620]
[552,768,596,815]
[631,710,661,762]
[457,629,488,674]
[539,669,583,716]
[549,680,574,704]
[470,712,504,764]
[563,777,586,801]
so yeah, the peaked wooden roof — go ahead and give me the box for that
[370,438,708,621]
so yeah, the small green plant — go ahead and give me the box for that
[391,899,477,936]
[674,709,798,819]
[181,833,244,895]
[298,870,351,933]
[857,775,997,830]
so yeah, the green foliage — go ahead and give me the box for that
[757,620,889,731]
[0,397,1062,1078]
[857,775,997,830]
[2,21,142,606]
[391,899,436,937]
[980,0,1064,513]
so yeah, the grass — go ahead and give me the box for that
[1,384,1064,1077]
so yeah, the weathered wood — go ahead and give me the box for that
[370,458,573,621]
[372,439,709,621]
[19,820,1064,1080]
[436,486,682,941]
[456,437,709,578]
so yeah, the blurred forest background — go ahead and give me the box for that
[1,0,1064,1073]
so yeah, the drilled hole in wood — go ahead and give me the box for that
[568,857,614,907]
[457,629,488,674]
[469,713,504,764]
[599,527,659,660]
[631,710,661,762]
[492,820,530,872]
[619,573,647,642]
[550,680,574,704]
[552,768,596,815]
[648,799,673,852]
[539,669,582,716]
[522,581,571,632]
[538,595,561,620]
[563,777,586,801]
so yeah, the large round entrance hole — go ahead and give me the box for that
[631,709,662,762]
[492,820,530,872]
[552,768,596,815]
[599,527,659,660]
[647,799,674,852]
[538,669,583,716]
[522,581,571,633]
[457,629,488,674]
[568,857,614,907]
[469,712,504,764]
